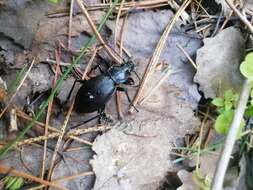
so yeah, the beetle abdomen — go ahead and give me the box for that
[74,75,115,113]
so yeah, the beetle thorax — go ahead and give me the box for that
[107,64,132,84]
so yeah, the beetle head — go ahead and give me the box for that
[108,61,135,84]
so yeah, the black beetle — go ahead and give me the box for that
[66,60,138,125]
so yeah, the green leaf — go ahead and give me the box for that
[48,0,58,3]
[224,89,235,101]
[240,52,253,79]
[251,99,253,106]
[250,89,253,99]
[214,110,245,138]
[245,52,253,63]
[2,176,24,190]
[212,98,224,107]
[224,100,233,111]
[214,110,234,134]
[245,105,253,117]
[237,119,245,139]
[217,107,225,114]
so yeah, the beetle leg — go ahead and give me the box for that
[117,87,139,112]
[70,114,100,129]
[123,77,135,85]
[98,107,113,124]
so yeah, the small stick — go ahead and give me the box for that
[114,0,125,49]
[68,135,92,146]
[27,171,94,190]
[225,0,253,33]
[87,0,169,11]
[82,47,98,80]
[115,8,128,119]
[16,110,61,133]
[68,0,74,49]
[204,125,214,148]
[76,0,122,64]
[129,0,191,113]
[0,58,35,119]
[53,171,94,182]
[65,146,88,152]
[0,165,67,190]
[195,23,212,33]
[219,10,233,32]
[116,40,132,58]
[196,108,209,173]
[119,14,128,59]
[176,43,197,69]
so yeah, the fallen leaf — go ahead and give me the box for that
[194,27,245,99]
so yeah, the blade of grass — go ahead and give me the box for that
[0,0,119,157]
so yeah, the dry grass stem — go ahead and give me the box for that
[196,109,209,173]
[47,102,74,180]
[219,10,233,32]
[82,47,98,80]
[68,135,93,146]
[114,0,125,49]
[115,5,128,119]
[68,0,74,49]
[28,171,94,190]
[41,50,60,179]
[87,0,169,11]
[16,110,61,133]
[14,124,110,147]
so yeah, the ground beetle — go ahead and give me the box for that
[66,60,138,125]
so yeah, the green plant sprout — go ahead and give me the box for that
[212,89,244,135]
[240,52,253,79]
[1,176,24,190]
[212,52,253,136]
